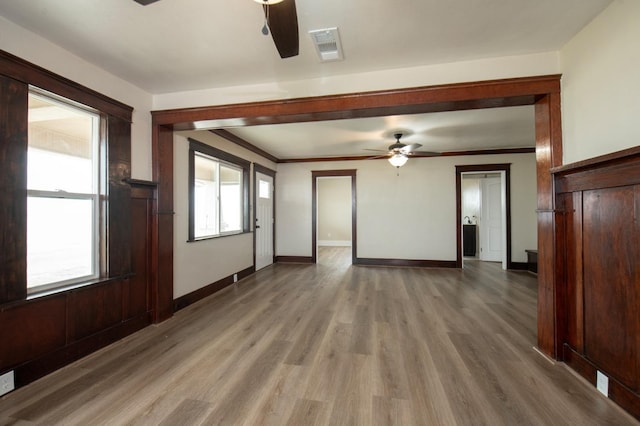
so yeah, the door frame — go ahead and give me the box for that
[253,163,276,269]
[312,169,357,264]
[456,164,512,269]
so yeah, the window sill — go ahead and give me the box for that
[187,230,252,243]
[26,274,135,301]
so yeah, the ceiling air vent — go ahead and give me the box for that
[309,27,344,62]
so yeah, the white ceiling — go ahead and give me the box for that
[0,0,610,158]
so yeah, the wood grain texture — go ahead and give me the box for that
[1,248,636,425]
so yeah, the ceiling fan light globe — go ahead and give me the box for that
[388,154,408,168]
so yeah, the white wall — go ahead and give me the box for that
[317,177,352,245]
[0,17,154,180]
[560,0,640,164]
[173,130,276,299]
[276,153,537,262]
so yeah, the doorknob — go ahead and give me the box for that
[256,225,261,229]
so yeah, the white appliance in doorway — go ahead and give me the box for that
[255,172,274,270]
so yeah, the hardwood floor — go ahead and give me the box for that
[1,247,637,425]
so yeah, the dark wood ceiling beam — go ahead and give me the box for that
[152,75,560,130]
[209,129,279,163]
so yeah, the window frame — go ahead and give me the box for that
[188,138,250,242]
[26,88,105,293]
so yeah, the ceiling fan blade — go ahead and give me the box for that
[410,150,441,156]
[364,148,390,153]
[133,0,161,5]
[265,0,299,58]
[400,143,422,153]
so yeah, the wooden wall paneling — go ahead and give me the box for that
[152,124,174,322]
[0,75,27,304]
[0,296,67,369]
[107,116,132,276]
[67,280,124,342]
[563,191,585,352]
[534,92,563,359]
[128,184,156,319]
[582,186,638,390]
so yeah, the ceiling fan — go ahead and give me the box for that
[133,0,299,59]
[366,133,441,168]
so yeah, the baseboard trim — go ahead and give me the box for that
[173,266,255,312]
[354,258,457,268]
[509,261,529,271]
[275,256,314,264]
[563,344,640,421]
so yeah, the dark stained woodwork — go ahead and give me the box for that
[534,92,563,359]
[455,164,513,270]
[210,129,279,163]
[279,147,535,164]
[153,124,175,323]
[353,258,457,268]
[0,50,132,122]
[129,181,157,320]
[582,186,638,389]
[0,50,151,392]
[0,75,27,304]
[311,170,357,264]
[151,75,560,129]
[554,147,640,419]
[0,296,67,367]
[108,116,133,276]
[275,256,314,264]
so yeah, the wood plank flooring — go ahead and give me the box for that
[1,247,637,425]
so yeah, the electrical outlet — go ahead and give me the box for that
[0,371,15,397]
[233,273,238,283]
[596,371,609,396]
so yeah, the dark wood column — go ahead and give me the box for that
[535,91,563,358]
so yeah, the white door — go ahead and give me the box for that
[255,172,274,270]
[479,176,503,262]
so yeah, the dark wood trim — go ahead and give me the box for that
[509,262,529,271]
[311,170,357,264]
[354,258,457,268]
[173,266,255,312]
[0,50,132,122]
[152,75,561,129]
[275,256,314,264]
[564,345,640,421]
[153,125,175,323]
[455,164,513,269]
[278,147,535,164]
[535,92,563,359]
[151,74,563,360]
[551,144,640,175]
[253,164,277,269]
[210,129,279,163]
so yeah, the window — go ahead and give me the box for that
[259,179,271,199]
[27,89,102,291]
[189,138,250,240]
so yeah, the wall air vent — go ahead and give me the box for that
[309,27,344,62]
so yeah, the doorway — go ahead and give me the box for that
[316,176,352,264]
[456,164,511,269]
[254,164,276,271]
[311,170,357,264]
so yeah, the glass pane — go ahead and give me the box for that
[28,197,95,288]
[259,179,270,199]
[194,154,218,238]
[220,165,242,232]
[28,93,96,193]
